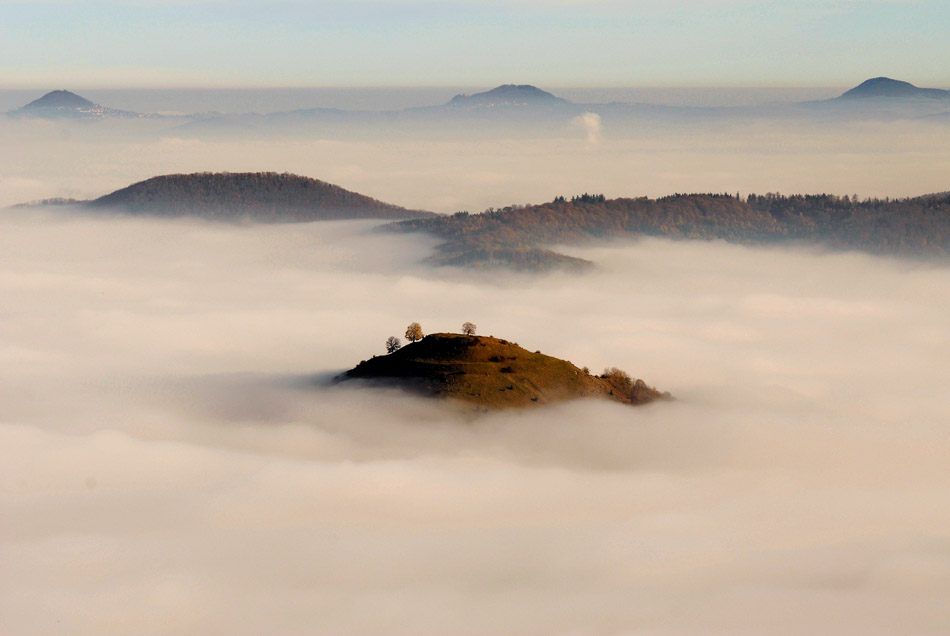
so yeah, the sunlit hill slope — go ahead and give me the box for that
[341,333,669,410]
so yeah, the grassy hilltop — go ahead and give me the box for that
[341,333,669,410]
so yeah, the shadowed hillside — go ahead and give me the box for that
[340,333,669,410]
[391,191,950,271]
[85,172,436,221]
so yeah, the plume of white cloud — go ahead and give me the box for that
[572,111,603,144]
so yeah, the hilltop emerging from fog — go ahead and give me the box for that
[16,172,434,222]
[341,333,669,410]
[446,84,571,109]
[7,89,151,119]
[838,77,950,100]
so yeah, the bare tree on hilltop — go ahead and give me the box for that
[405,322,424,343]
[462,322,477,336]
[385,336,401,354]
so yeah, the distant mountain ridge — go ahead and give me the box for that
[391,190,950,271]
[9,79,950,129]
[839,77,950,100]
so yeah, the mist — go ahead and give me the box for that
[3,100,949,214]
[2,205,949,634]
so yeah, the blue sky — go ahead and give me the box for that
[1,0,948,88]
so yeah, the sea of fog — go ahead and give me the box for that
[2,111,949,214]
[2,209,949,635]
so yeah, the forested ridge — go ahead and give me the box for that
[391,191,950,270]
[87,172,434,221]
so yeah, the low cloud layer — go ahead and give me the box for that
[2,209,948,634]
[2,114,949,214]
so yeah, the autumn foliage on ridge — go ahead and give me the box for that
[390,191,950,270]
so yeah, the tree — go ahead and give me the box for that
[461,321,476,336]
[405,322,424,343]
[385,336,401,354]
[602,367,633,392]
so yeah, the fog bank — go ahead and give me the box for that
[3,114,949,213]
[2,210,949,634]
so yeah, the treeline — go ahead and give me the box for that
[87,172,433,222]
[745,192,950,252]
[391,191,950,270]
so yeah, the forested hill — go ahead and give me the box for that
[390,191,950,271]
[86,172,435,221]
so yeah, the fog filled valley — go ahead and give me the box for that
[3,86,950,634]
[3,208,950,634]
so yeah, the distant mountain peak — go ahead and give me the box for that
[10,89,150,120]
[839,77,950,100]
[480,84,559,99]
[23,90,96,110]
[447,84,570,108]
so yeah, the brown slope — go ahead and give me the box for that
[340,333,669,410]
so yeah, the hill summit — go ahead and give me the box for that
[340,333,669,410]
[447,84,570,108]
[10,89,146,119]
[86,172,435,221]
[839,77,950,100]
[22,90,95,110]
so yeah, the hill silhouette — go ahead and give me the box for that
[23,90,95,109]
[9,89,147,119]
[839,77,950,100]
[341,333,669,409]
[446,84,572,108]
[83,172,435,221]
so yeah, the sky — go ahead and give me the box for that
[1,0,949,88]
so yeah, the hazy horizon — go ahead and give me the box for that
[1,84,854,115]
[3,97,948,213]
